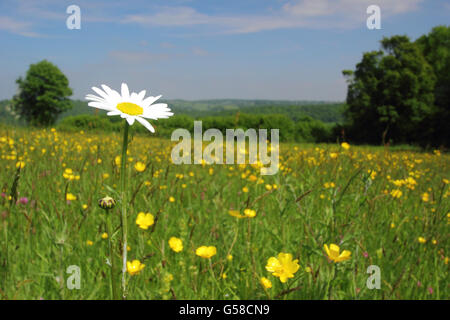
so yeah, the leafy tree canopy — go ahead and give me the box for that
[12,60,72,126]
[342,34,436,145]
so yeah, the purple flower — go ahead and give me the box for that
[18,197,29,205]
[0,192,5,198]
[363,252,369,258]
[428,287,433,294]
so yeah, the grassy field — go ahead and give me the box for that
[0,125,448,300]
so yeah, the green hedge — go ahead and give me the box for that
[57,113,334,143]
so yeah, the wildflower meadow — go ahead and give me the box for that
[0,1,449,304]
[0,124,448,300]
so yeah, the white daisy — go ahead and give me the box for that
[85,83,173,132]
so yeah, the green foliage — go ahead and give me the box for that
[416,26,450,147]
[342,35,436,145]
[1,125,448,299]
[58,114,117,132]
[12,60,73,126]
[295,116,333,143]
[57,113,334,143]
[57,99,344,124]
[342,26,450,147]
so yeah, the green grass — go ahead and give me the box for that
[0,125,448,300]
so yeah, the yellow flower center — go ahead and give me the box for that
[116,102,143,116]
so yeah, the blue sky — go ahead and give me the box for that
[1,0,448,101]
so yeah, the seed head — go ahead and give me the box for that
[98,196,116,210]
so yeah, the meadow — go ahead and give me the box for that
[0,124,448,300]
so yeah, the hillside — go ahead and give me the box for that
[66,99,344,123]
[0,99,344,126]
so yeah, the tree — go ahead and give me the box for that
[12,60,72,126]
[342,35,435,145]
[416,26,450,147]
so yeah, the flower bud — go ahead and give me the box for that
[98,196,116,210]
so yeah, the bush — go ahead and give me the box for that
[57,113,332,143]
[57,115,118,132]
[295,116,333,143]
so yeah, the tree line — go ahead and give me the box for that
[56,113,333,143]
[340,25,449,147]
[4,25,449,147]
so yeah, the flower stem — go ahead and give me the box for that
[106,209,118,300]
[120,120,129,299]
[327,263,338,300]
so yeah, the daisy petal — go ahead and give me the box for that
[121,83,130,100]
[126,116,135,126]
[137,90,146,101]
[92,87,109,100]
[142,103,173,120]
[107,111,121,116]
[85,94,106,103]
[88,102,114,111]
[136,117,155,133]
[142,95,162,108]
[101,84,121,102]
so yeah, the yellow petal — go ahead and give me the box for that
[329,244,340,258]
[336,250,351,262]
[324,244,330,257]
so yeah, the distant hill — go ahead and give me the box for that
[0,99,344,125]
[165,99,344,123]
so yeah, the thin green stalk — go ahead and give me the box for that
[2,220,8,290]
[106,210,118,300]
[326,263,338,300]
[120,120,129,299]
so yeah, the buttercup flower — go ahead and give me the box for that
[127,260,145,275]
[260,277,272,289]
[168,237,183,252]
[85,83,173,132]
[324,243,351,263]
[265,252,300,283]
[196,246,217,259]
[418,237,426,244]
[341,142,350,150]
[390,189,403,199]
[136,212,154,230]
[244,208,256,218]
[16,161,26,169]
[66,193,77,201]
[228,210,245,219]
[135,161,146,172]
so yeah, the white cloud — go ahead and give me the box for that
[0,16,42,37]
[122,0,423,34]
